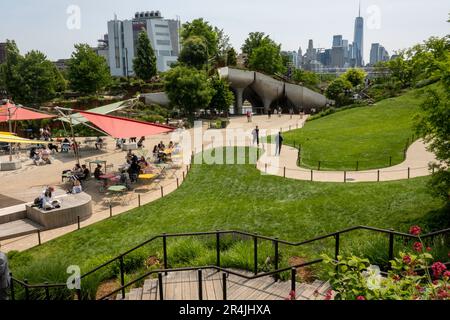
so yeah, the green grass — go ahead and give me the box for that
[8,147,448,299]
[283,86,436,171]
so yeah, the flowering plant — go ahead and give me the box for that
[322,226,449,300]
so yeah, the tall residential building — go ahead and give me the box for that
[331,46,345,68]
[353,4,364,67]
[306,39,316,61]
[296,46,303,68]
[107,11,180,77]
[370,43,389,65]
[0,43,7,64]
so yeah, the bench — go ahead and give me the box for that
[26,192,92,230]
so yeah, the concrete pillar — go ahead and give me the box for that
[263,98,272,114]
[234,87,245,115]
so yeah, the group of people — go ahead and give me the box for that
[33,186,61,210]
[30,146,52,165]
[115,136,146,150]
[251,126,284,156]
[152,141,175,163]
[39,126,52,141]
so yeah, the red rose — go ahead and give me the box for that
[403,255,412,264]
[357,296,366,300]
[426,247,432,252]
[443,271,450,279]
[409,226,421,236]
[413,242,423,252]
[432,262,447,279]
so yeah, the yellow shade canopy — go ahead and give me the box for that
[0,134,50,145]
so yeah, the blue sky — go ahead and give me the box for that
[1,0,448,61]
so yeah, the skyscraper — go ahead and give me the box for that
[353,2,364,67]
[332,35,343,48]
[370,43,389,65]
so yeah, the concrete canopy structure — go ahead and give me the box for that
[143,67,332,114]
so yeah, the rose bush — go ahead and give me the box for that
[322,226,449,300]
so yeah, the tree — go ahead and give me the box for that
[164,66,214,117]
[241,32,275,66]
[226,48,237,66]
[181,18,218,59]
[415,50,450,200]
[292,69,320,89]
[133,31,157,81]
[178,36,209,69]
[67,44,111,95]
[0,42,65,104]
[209,76,234,114]
[325,78,353,106]
[214,27,232,67]
[342,68,367,87]
[248,41,285,75]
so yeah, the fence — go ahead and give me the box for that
[8,226,450,300]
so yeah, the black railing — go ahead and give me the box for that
[9,226,450,300]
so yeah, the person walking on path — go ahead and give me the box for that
[275,131,284,156]
[0,246,11,300]
[252,126,260,147]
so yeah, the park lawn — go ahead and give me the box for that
[8,148,448,298]
[283,86,435,171]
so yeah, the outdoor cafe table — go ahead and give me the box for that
[88,159,108,173]
[139,173,157,180]
[107,185,128,204]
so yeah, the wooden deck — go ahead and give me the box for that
[116,269,331,301]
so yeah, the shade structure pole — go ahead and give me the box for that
[8,106,13,162]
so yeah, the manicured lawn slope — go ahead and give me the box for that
[283,86,434,170]
[10,148,448,292]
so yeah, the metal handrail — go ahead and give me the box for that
[10,226,450,300]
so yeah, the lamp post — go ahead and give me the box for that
[7,104,13,162]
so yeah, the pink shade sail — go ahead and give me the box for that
[0,102,56,122]
[77,110,174,139]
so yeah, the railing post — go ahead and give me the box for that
[138,194,141,207]
[334,233,340,261]
[109,204,112,218]
[273,238,279,281]
[198,270,203,301]
[161,186,164,198]
[158,272,164,300]
[24,279,29,301]
[265,163,267,174]
[44,282,50,301]
[176,178,179,188]
[222,273,227,301]
[182,171,185,181]
[163,234,168,275]
[389,156,392,167]
[408,167,410,179]
[77,216,80,230]
[310,170,313,182]
[356,161,359,171]
[216,231,221,267]
[344,171,347,183]
[253,234,258,275]
[37,230,41,245]
[291,268,296,293]
[283,167,286,178]
[119,256,125,299]
[388,231,395,269]
[9,273,15,301]
[318,161,321,171]
[377,170,380,182]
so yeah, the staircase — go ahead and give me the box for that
[115,269,332,301]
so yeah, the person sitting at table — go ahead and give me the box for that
[48,141,59,153]
[41,147,52,164]
[33,151,44,166]
[120,169,132,190]
[158,141,166,150]
[29,147,37,159]
[115,138,122,150]
[138,156,149,172]
[152,145,159,158]
[63,138,70,143]
[67,179,83,194]
[73,163,82,175]
[129,137,137,143]
[94,164,103,180]
[95,137,104,150]
[81,165,90,181]
[127,160,140,183]
[168,141,174,149]
[137,136,145,149]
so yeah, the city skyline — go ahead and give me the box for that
[0,0,448,63]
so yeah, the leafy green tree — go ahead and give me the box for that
[209,76,234,113]
[179,36,209,69]
[133,31,157,81]
[342,68,367,87]
[292,69,320,89]
[241,32,275,66]
[0,41,65,104]
[226,48,237,66]
[181,18,219,58]
[67,44,111,95]
[214,27,232,67]
[415,50,450,200]
[325,78,353,106]
[248,41,285,75]
[164,66,214,116]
